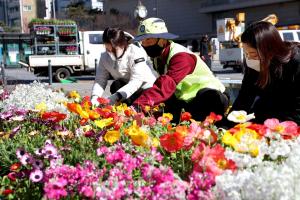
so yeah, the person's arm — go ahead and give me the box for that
[116,56,156,100]
[231,68,259,112]
[133,52,196,107]
[91,55,110,99]
[261,59,300,123]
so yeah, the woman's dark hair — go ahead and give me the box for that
[102,27,128,48]
[241,21,298,88]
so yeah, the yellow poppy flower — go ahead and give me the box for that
[130,130,149,147]
[104,130,120,144]
[222,131,238,147]
[35,102,47,113]
[94,118,114,129]
[69,91,80,99]
[163,113,173,121]
[152,137,160,147]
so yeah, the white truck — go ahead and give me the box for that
[20,31,107,81]
[216,14,300,73]
[216,18,245,72]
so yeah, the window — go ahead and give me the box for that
[89,34,103,44]
[282,32,294,41]
[297,32,300,41]
[23,5,32,11]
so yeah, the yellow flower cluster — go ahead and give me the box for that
[222,128,261,157]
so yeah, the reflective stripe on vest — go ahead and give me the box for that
[166,42,225,102]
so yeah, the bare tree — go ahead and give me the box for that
[64,2,138,34]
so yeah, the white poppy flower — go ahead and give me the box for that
[227,110,255,123]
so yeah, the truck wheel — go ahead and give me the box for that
[54,68,70,82]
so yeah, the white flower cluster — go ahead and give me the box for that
[215,137,300,200]
[0,82,68,114]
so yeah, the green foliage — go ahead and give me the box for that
[28,18,76,27]
[0,21,21,33]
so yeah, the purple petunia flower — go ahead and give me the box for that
[9,126,21,138]
[32,159,44,169]
[20,153,33,165]
[30,169,43,182]
[42,144,58,159]
[16,148,26,159]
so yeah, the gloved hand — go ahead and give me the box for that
[108,92,122,105]
[91,96,100,107]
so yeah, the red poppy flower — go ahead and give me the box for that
[95,108,112,118]
[80,118,88,126]
[41,111,67,122]
[160,132,184,153]
[247,123,267,137]
[204,112,222,125]
[10,163,21,171]
[97,97,110,105]
[124,108,134,117]
[2,189,14,196]
[8,172,17,181]
[180,112,192,121]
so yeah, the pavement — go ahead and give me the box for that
[1,61,243,101]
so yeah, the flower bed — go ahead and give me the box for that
[0,83,299,199]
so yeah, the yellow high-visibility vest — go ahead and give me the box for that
[164,41,225,102]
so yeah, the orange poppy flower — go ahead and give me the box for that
[67,103,82,114]
[88,110,100,120]
[10,163,21,171]
[160,132,184,153]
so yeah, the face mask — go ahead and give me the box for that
[246,58,260,72]
[143,41,164,58]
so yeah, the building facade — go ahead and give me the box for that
[104,0,300,40]
[0,0,40,33]
[56,0,104,17]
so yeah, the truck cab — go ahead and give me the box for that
[278,29,300,42]
[80,31,106,72]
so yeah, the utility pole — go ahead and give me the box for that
[52,0,56,19]
[19,0,24,33]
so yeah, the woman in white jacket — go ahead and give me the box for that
[91,27,157,106]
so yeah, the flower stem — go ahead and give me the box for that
[181,149,185,173]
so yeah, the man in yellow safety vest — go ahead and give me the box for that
[133,17,229,122]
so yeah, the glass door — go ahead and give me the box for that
[6,43,20,67]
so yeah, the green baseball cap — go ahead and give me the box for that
[134,18,179,41]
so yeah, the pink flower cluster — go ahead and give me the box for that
[187,172,215,200]
[44,161,105,199]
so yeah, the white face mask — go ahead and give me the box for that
[245,58,260,72]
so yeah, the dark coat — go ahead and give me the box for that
[231,48,300,124]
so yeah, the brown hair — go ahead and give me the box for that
[103,27,128,48]
[241,21,297,88]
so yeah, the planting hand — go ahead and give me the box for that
[108,92,123,105]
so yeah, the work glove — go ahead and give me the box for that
[108,92,123,105]
[91,96,100,107]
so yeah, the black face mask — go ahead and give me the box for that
[143,40,164,58]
